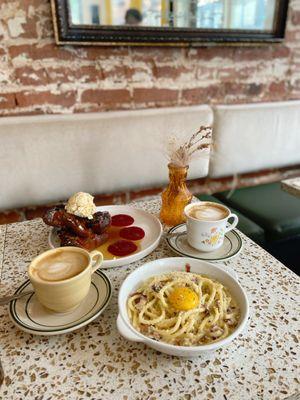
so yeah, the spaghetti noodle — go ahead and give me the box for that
[127,271,240,346]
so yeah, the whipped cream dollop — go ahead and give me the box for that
[65,192,96,219]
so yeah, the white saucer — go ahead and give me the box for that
[166,224,243,262]
[49,205,163,269]
[9,270,112,336]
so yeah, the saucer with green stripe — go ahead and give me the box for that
[9,270,111,336]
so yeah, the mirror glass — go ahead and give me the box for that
[69,0,277,30]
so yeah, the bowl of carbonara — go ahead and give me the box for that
[117,257,249,357]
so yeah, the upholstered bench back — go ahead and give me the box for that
[0,106,212,210]
[209,101,300,177]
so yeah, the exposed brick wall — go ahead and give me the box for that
[0,0,300,116]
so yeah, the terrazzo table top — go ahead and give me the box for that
[281,177,300,198]
[0,198,299,400]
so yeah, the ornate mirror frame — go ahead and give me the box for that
[51,0,289,46]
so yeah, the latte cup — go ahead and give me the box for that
[184,202,239,252]
[28,247,103,313]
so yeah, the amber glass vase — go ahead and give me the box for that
[160,163,193,226]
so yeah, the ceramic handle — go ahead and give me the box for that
[225,213,239,233]
[90,250,103,274]
[117,314,144,343]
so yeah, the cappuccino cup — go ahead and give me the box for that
[28,247,103,313]
[184,202,239,252]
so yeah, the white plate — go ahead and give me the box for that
[166,223,242,262]
[49,205,163,268]
[9,270,112,336]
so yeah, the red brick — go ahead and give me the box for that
[223,82,247,96]
[15,66,49,85]
[133,88,178,104]
[181,86,221,105]
[15,90,76,108]
[189,47,235,61]
[153,65,191,80]
[267,81,288,98]
[13,0,49,12]
[81,89,131,105]
[9,43,76,62]
[234,47,269,62]
[285,30,300,42]
[129,187,162,200]
[233,46,290,62]
[93,193,127,206]
[14,65,103,86]
[0,93,16,110]
[13,17,38,39]
[46,65,103,84]
[25,206,52,220]
[0,211,22,225]
[76,65,103,82]
[271,46,291,59]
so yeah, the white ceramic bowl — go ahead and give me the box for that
[117,257,249,357]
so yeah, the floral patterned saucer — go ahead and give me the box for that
[166,224,242,262]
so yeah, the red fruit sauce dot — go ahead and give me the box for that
[119,226,145,241]
[108,240,137,256]
[111,214,134,227]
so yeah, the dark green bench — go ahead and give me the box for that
[214,182,300,242]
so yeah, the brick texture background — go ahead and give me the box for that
[0,0,300,116]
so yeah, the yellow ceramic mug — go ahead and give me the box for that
[28,247,103,313]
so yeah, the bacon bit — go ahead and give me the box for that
[130,292,142,297]
[139,324,149,334]
[135,296,147,311]
[132,292,147,304]
[148,328,161,341]
[185,263,191,273]
[151,283,163,293]
[210,325,219,332]
[211,330,223,339]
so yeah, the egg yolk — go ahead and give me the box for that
[168,287,199,311]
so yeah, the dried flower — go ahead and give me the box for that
[166,126,212,167]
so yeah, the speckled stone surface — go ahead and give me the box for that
[0,198,299,400]
[281,177,300,198]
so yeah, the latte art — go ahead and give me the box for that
[189,204,228,221]
[32,251,88,282]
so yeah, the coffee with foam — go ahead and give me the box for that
[188,203,228,221]
[31,250,88,282]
